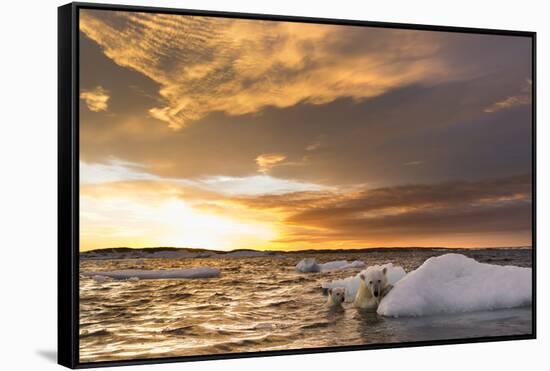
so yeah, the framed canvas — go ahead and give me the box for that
[58,2,536,368]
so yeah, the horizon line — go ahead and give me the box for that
[80,245,533,254]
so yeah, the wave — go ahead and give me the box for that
[210,334,289,352]
[161,325,200,336]
[300,321,331,330]
[261,299,298,308]
[80,329,111,339]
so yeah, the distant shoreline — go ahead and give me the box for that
[80,245,532,260]
[82,245,532,253]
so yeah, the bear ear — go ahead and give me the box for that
[359,273,365,280]
[382,267,387,275]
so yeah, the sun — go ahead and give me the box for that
[157,199,277,250]
[80,187,279,251]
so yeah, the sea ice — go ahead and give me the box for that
[91,275,112,283]
[295,258,366,273]
[83,267,220,280]
[377,253,532,317]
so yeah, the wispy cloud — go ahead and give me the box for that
[81,160,328,195]
[484,79,532,113]
[306,142,322,151]
[80,86,110,112]
[198,175,330,196]
[256,153,287,174]
[80,10,455,129]
[80,159,158,184]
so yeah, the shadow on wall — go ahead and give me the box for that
[36,350,57,363]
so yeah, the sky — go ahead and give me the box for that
[79,9,533,251]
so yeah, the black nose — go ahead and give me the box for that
[374,292,379,297]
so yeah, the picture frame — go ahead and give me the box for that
[58,2,536,368]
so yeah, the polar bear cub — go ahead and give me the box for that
[326,287,346,307]
[354,266,393,310]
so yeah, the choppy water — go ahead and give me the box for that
[79,248,532,363]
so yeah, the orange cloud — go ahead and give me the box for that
[80,10,454,129]
[256,153,286,174]
[80,86,110,112]
[232,174,532,248]
[484,79,532,113]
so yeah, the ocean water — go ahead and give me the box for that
[79,248,532,363]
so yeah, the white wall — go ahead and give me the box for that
[0,0,546,369]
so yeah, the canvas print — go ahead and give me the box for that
[78,8,533,363]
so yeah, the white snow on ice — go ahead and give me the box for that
[296,258,366,273]
[377,254,532,317]
[321,263,406,300]
[83,267,220,280]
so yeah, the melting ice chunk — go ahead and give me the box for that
[296,258,366,273]
[83,267,220,280]
[377,254,532,317]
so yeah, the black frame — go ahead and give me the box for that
[58,2,537,369]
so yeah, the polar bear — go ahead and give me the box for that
[354,267,393,310]
[327,287,346,307]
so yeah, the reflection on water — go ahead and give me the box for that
[79,248,532,363]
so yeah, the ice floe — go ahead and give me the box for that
[83,267,220,280]
[377,254,532,317]
[296,258,366,273]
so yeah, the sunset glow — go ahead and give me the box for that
[79,10,532,251]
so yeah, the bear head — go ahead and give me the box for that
[359,266,388,300]
[328,287,346,305]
